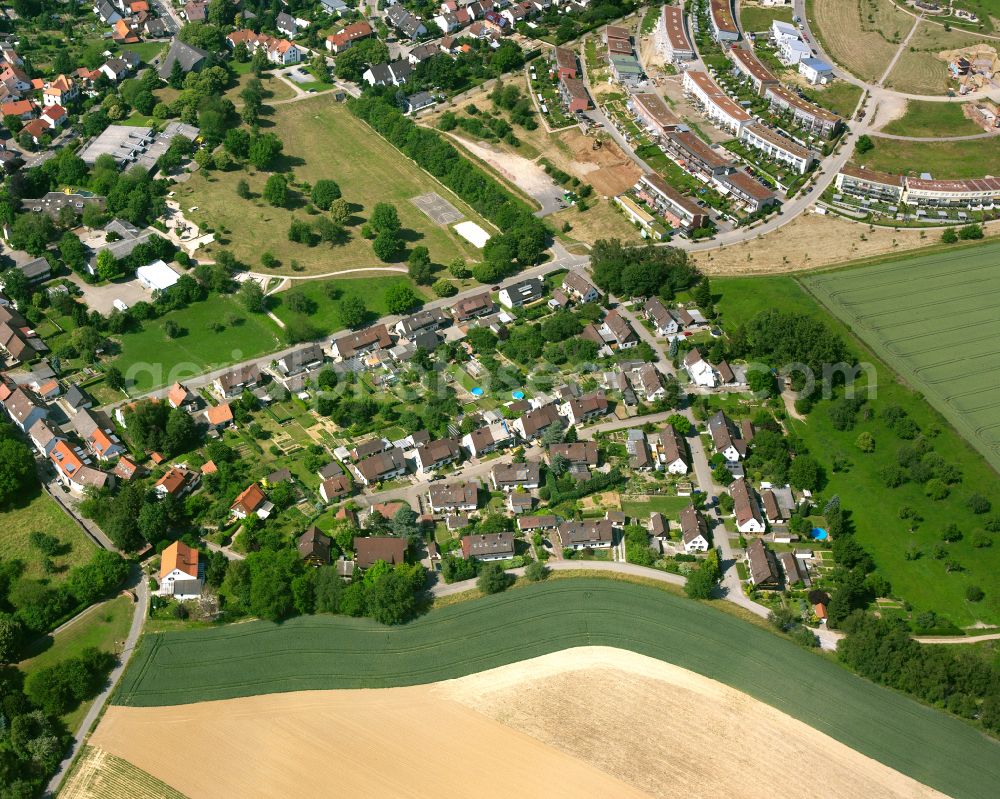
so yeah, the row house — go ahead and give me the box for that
[462,419,514,458]
[562,390,609,426]
[491,461,541,491]
[428,480,480,513]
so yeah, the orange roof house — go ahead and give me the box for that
[157,540,203,597]
[205,402,233,427]
[154,465,198,497]
[167,381,191,408]
[231,483,272,519]
[201,459,218,475]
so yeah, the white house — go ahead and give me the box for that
[708,410,748,463]
[798,57,833,85]
[683,348,717,388]
[658,425,689,475]
[679,506,710,552]
[157,541,203,599]
[731,478,766,534]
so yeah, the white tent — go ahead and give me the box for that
[136,259,180,291]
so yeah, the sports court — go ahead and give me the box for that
[411,192,465,225]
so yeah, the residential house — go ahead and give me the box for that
[28,418,61,457]
[276,12,298,38]
[599,310,638,349]
[517,514,559,533]
[746,538,780,588]
[548,441,599,468]
[157,541,203,599]
[554,46,577,78]
[491,461,541,491]
[394,307,449,340]
[113,456,140,482]
[4,386,46,432]
[507,492,534,514]
[167,382,196,411]
[355,537,408,569]
[513,403,562,440]
[42,75,78,107]
[461,532,515,561]
[427,481,480,513]
[708,410,748,462]
[156,39,209,80]
[330,324,392,360]
[352,447,407,486]
[558,519,615,550]
[387,5,427,39]
[679,505,710,552]
[154,465,199,498]
[463,420,514,458]
[731,477,765,534]
[50,440,111,494]
[415,437,462,473]
[230,483,274,520]
[326,21,373,53]
[298,526,332,566]
[498,277,544,309]
[561,272,600,304]
[626,428,654,470]
[213,364,262,398]
[87,427,123,461]
[563,390,609,426]
[635,172,708,233]
[658,424,689,474]
[319,474,353,503]
[351,438,390,461]
[631,363,665,403]
[761,489,786,525]
[277,343,324,376]
[559,76,591,113]
[683,348,718,388]
[649,512,670,545]
[204,402,234,431]
[452,292,495,322]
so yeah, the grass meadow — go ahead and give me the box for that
[716,265,1000,628]
[112,579,1000,799]
[808,0,900,82]
[880,101,984,138]
[179,95,488,276]
[112,296,284,392]
[855,136,1000,178]
[0,490,96,581]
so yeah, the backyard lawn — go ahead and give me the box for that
[269,276,427,337]
[0,490,96,581]
[739,4,794,31]
[801,82,863,118]
[179,95,489,276]
[619,495,691,520]
[715,272,1000,628]
[112,295,284,392]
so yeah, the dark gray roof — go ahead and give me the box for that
[157,38,209,80]
[64,384,92,409]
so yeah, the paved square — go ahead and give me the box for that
[411,192,465,225]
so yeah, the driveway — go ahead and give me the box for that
[67,274,151,315]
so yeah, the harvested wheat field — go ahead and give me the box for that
[88,648,945,799]
[694,212,1000,275]
[61,746,187,799]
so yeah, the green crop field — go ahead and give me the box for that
[803,243,1000,474]
[716,270,1000,628]
[112,580,999,799]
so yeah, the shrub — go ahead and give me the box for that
[965,585,985,602]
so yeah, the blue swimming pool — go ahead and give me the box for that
[471,387,484,397]
[512,390,525,400]
[811,527,829,541]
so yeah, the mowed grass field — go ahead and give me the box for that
[112,579,1000,799]
[0,490,96,581]
[113,295,284,392]
[855,136,1000,178]
[180,95,488,276]
[808,0,901,82]
[739,3,794,31]
[880,100,984,137]
[717,272,1000,627]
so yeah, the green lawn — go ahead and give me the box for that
[270,276,424,337]
[0,490,96,581]
[739,4,794,31]
[112,579,1000,799]
[881,101,984,138]
[620,495,690,521]
[181,95,488,276]
[801,82,864,118]
[716,270,1000,627]
[855,136,1000,179]
[19,596,133,731]
[113,295,284,392]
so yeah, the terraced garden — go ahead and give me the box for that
[112,579,1000,799]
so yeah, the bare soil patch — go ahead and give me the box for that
[693,213,1000,275]
[89,647,946,799]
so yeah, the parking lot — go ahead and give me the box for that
[68,274,151,315]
